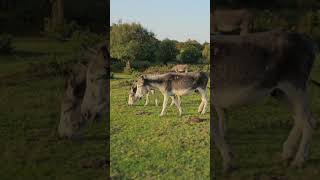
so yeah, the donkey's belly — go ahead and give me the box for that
[171,88,193,96]
[213,85,271,108]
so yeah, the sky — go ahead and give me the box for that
[110,0,210,43]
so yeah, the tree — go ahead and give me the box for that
[47,0,64,33]
[177,39,203,52]
[155,39,178,64]
[110,22,158,69]
[178,46,202,64]
[202,43,210,63]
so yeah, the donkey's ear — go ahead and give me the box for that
[139,75,145,79]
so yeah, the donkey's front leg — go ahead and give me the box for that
[160,94,169,116]
[144,92,150,106]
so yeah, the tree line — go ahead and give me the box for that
[110,22,210,71]
[0,0,106,35]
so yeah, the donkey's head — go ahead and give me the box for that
[128,83,138,105]
[81,45,108,122]
[134,75,149,100]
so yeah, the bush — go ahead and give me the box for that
[71,30,104,49]
[43,19,81,41]
[110,72,114,79]
[111,59,125,72]
[178,46,202,64]
[130,70,142,78]
[131,61,152,71]
[143,64,210,74]
[143,65,173,74]
[0,34,14,54]
[26,55,75,77]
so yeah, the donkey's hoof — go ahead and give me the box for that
[290,159,306,168]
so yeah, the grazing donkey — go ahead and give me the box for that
[128,79,181,107]
[81,45,108,123]
[212,30,318,173]
[129,64,187,107]
[58,63,87,138]
[171,64,188,73]
[58,44,108,138]
[128,83,159,106]
[134,72,208,116]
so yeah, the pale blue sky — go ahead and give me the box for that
[111,0,210,43]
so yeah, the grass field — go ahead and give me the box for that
[2,38,320,180]
[213,57,320,179]
[0,38,107,179]
[110,73,210,179]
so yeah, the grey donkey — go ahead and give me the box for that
[212,30,318,173]
[134,72,208,116]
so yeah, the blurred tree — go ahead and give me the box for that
[155,39,178,64]
[52,0,64,32]
[0,0,105,35]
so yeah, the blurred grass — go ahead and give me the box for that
[0,38,107,179]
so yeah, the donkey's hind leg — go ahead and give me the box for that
[197,88,208,114]
[170,96,175,106]
[173,95,182,116]
[215,106,227,137]
[280,84,316,167]
[160,94,169,116]
[150,90,159,106]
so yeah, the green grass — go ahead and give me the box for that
[0,38,106,179]
[213,57,320,179]
[3,37,320,180]
[110,73,210,179]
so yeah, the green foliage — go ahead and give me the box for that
[111,59,125,72]
[131,61,152,71]
[110,22,159,63]
[254,10,290,32]
[155,39,178,64]
[1,0,105,35]
[177,39,203,52]
[26,55,75,77]
[297,11,320,44]
[178,46,202,64]
[43,20,81,41]
[110,72,114,79]
[0,34,14,54]
[70,30,104,51]
[143,64,209,74]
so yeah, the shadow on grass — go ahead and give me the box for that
[13,50,67,58]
